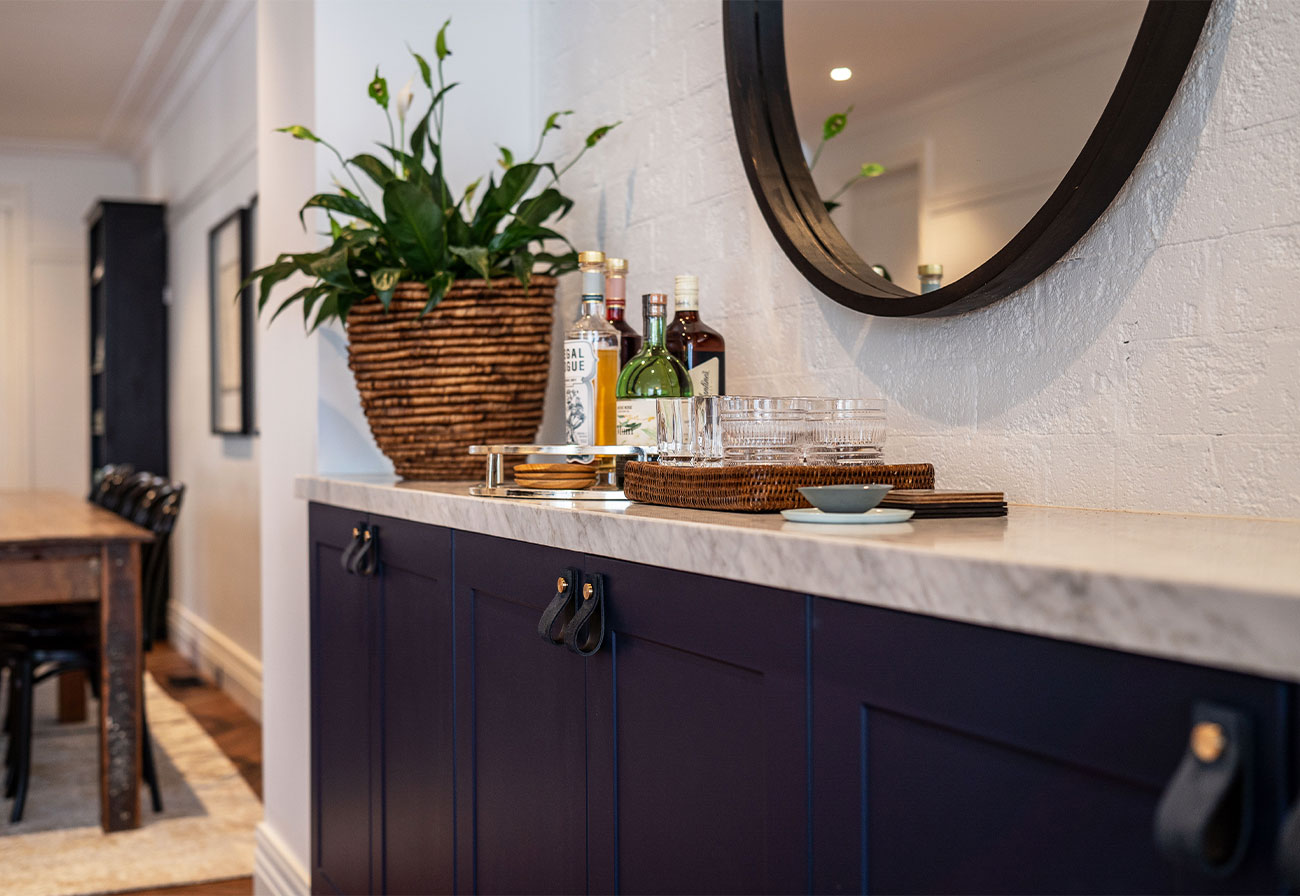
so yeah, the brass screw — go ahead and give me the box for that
[583,582,593,600]
[1191,721,1227,763]
[557,576,568,593]
[352,527,360,538]
[362,530,371,541]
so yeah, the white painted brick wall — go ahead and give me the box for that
[532,0,1300,518]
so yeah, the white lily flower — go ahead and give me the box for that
[396,78,415,124]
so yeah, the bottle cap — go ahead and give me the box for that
[579,250,606,265]
[643,292,668,308]
[606,257,628,275]
[918,263,943,276]
[674,274,699,310]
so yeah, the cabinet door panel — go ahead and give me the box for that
[454,533,587,895]
[310,503,374,896]
[587,557,808,895]
[377,515,455,895]
[812,597,1289,895]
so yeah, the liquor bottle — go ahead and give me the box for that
[605,257,641,368]
[665,274,726,396]
[563,251,620,451]
[616,292,693,446]
[918,263,943,293]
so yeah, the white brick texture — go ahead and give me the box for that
[532,0,1300,518]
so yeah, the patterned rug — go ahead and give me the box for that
[0,673,261,895]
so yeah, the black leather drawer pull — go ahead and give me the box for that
[340,523,367,574]
[1154,702,1253,877]
[562,573,606,657]
[354,525,380,577]
[538,567,581,646]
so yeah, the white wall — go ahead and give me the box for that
[530,0,1300,519]
[0,149,136,493]
[137,2,262,719]
[254,2,538,890]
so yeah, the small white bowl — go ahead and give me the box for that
[797,484,893,514]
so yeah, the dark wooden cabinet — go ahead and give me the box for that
[88,200,168,477]
[309,507,1296,895]
[583,555,807,895]
[810,598,1292,895]
[309,504,454,896]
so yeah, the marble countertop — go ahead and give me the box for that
[296,475,1300,682]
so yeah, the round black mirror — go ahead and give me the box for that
[723,0,1212,317]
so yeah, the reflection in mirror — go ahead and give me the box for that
[785,0,1147,294]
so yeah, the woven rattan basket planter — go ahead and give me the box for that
[623,461,936,512]
[346,277,555,480]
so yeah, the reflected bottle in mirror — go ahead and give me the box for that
[604,257,641,368]
[666,274,726,396]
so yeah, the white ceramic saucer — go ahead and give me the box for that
[780,507,914,524]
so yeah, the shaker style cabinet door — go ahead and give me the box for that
[310,502,376,896]
[375,513,455,895]
[453,532,587,895]
[584,556,809,895]
[310,505,455,896]
[810,597,1291,895]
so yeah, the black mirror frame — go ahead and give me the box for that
[723,0,1213,317]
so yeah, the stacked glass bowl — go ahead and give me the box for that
[655,396,887,466]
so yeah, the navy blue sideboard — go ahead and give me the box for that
[308,502,1296,895]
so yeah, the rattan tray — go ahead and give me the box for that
[623,461,936,512]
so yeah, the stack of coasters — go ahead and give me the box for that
[878,489,1007,518]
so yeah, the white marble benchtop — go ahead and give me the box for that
[296,475,1300,682]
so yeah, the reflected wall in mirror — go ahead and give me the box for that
[786,0,1147,294]
[723,0,1212,317]
[209,203,255,436]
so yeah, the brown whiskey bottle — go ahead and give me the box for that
[665,274,726,396]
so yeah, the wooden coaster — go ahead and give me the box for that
[514,462,596,474]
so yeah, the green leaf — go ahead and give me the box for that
[823,199,841,213]
[378,143,431,192]
[860,162,885,178]
[822,105,852,141]
[247,258,297,314]
[268,283,320,324]
[435,18,452,61]
[536,250,578,276]
[383,180,446,273]
[299,192,382,228]
[309,293,340,333]
[492,163,542,212]
[511,252,534,288]
[584,121,620,148]
[412,50,432,88]
[543,110,573,134]
[449,245,491,282]
[497,145,514,169]
[410,108,432,167]
[368,68,389,109]
[327,216,343,239]
[309,248,357,291]
[421,271,454,315]
[461,177,483,211]
[372,267,402,310]
[276,125,320,143]
[488,223,566,254]
[514,188,571,227]
[349,153,395,189]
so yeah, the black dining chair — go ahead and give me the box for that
[1,475,184,822]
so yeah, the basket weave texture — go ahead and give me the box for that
[346,278,555,480]
[623,461,936,512]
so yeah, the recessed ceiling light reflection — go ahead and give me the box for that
[830,67,852,82]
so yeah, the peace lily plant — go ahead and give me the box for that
[247,19,619,330]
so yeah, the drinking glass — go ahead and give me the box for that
[719,397,806,465]
[804,398,887,465]
[656,398,696,465]
[693,396,722,465]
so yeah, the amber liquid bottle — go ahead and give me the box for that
[665,274,726,396]
[605,257,642,368]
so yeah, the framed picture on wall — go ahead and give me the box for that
[208,201,255,435]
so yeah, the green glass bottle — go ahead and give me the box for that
[615,292,693,446]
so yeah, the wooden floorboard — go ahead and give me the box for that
[112,642,261,896]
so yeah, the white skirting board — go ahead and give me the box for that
[166,602,263,722]
[254,823,310,896]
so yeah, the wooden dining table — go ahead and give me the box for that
[0,490,152,832]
